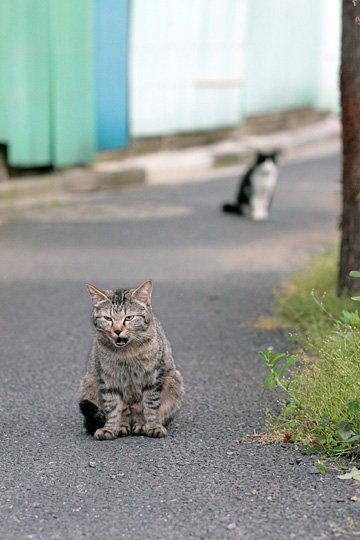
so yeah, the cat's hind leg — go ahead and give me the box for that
[142,369,184,437]
[159,369,184,427]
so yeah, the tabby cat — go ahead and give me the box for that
[79,280,184,439]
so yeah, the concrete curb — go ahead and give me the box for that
[93,116,340,185]
[0,116,340,208]
[0,166,145,209]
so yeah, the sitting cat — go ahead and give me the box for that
[222,151,279,220]
[79,280,184,439]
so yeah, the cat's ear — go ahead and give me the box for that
[86,284,111,305]
[131,280,153,305]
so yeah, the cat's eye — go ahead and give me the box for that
[125,315,134,322]
[104,316,112,322]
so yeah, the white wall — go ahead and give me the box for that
[130,0,249,137]
[245,0,340,117]
[130,0,341,138]
[313,0,341,113]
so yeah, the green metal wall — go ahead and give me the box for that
[0,1,50,166]
[0,0,95,168]
[49,1,95,167]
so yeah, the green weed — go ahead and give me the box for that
[276,249,353,345]
[259,250,360,457]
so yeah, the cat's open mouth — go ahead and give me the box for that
[115,336,129,348]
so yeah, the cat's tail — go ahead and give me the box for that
[79,399,106,435]
[222,203,243,215]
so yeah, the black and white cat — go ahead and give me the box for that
[222,151,279,220]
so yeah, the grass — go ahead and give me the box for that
[277,249,354,343]
[258,248,360,457]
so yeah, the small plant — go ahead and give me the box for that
[259,350,298,399]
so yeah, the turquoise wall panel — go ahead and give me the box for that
[0,1,51,166]
[95,0,130,151]
[131,0,249,137]
[0,0,95,168]
[49,0,96,167]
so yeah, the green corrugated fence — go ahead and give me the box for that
[0,0,96,168]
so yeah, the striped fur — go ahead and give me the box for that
[79,280,184,439]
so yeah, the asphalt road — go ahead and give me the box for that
[0,154,358,540]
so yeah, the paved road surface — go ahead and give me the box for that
[1,155,358,539]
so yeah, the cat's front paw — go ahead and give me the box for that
[132,423,145,435]
[144,425,167,438]
[118,424,131,437]
[94,428,118,440]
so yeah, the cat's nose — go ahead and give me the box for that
[113,323,124,335]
